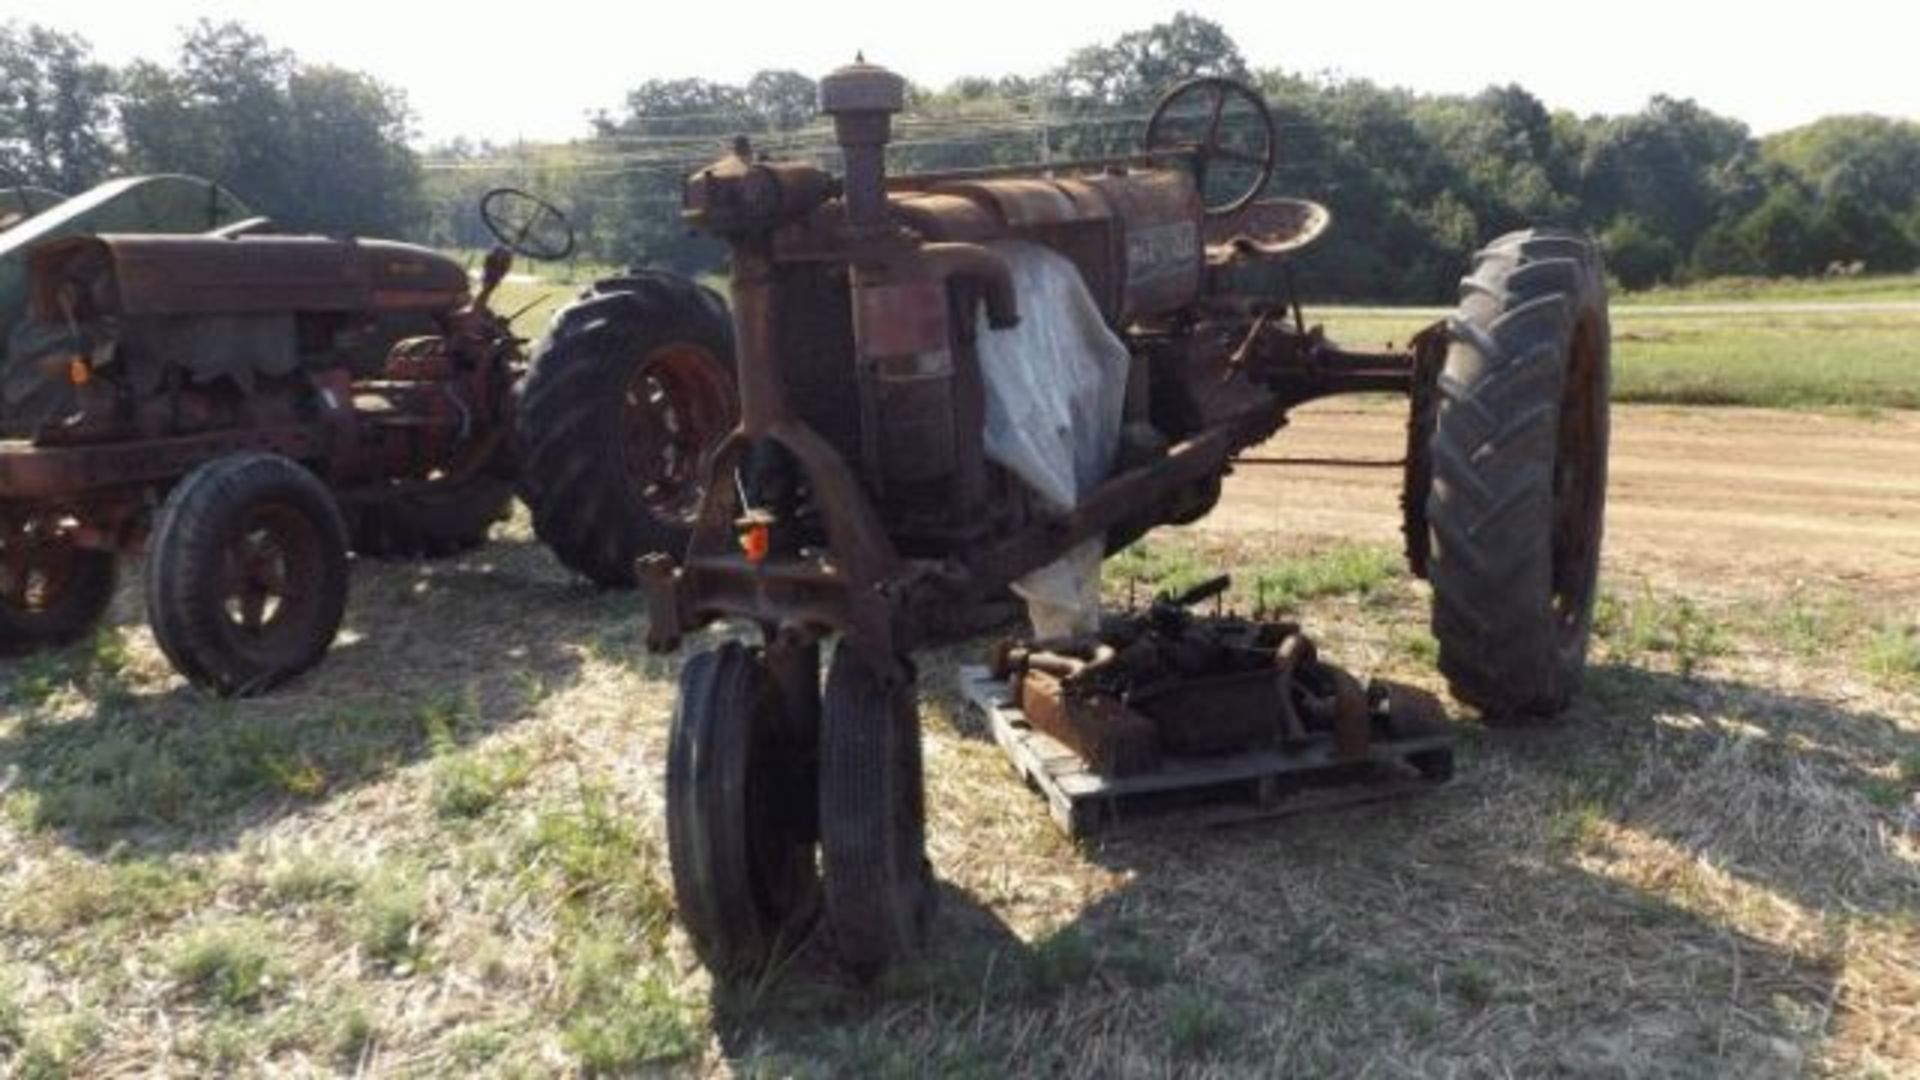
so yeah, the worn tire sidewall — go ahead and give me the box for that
[514,273,735,586]
[146,453,349,695]
[1427,230,1611,719]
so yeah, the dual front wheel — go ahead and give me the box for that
[667,640,933,980]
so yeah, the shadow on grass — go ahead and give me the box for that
[705,658,1914,1075]
[0,546,640,854]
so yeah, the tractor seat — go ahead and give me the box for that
[1204,198,1332,264]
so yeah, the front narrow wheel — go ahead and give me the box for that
[666,642,821,978]
[145,453,349,696]
[819,646,935,980]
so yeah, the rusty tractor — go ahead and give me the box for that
[0,184,738,693]
[643,61,1611,980]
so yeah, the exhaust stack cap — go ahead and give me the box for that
[820,57,905,117]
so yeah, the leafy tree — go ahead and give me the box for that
[1691,219,1761,278]
[119,21,422,236]
[1052,12,1247,105]
[594,78,753,138]
[1765,115,1920,213]
[1416,84,1579,235]
[1581,96,1752,256]
[1816,193,1917,272]
[125,22,300,213]
[745,70,817,132]
[0,23,116,191]
[1602,216,1681,289]
[285,66,422,236]
[1732,188,1832,276]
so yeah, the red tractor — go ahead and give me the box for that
[0,187,738,693]
[642,64,1610,978]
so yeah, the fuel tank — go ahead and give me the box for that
[890,168,1202,324]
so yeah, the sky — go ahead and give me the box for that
[8,0,1917,145]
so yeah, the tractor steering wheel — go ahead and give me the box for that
[1144,78,1277,218]
[480,187,576,261]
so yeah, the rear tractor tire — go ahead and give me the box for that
[145,453,350,696]
[665,641,822,978]
[818,646,936,980]
[1424,229,1611,721]
[515,272,737,587]
[0,516,116,653]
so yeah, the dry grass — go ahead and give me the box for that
[1,511,1916,1076]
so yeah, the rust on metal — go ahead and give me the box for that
[29,234,469,319]
[985,576,1448,778]
[1,192,534,604]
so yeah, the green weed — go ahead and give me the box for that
[265,854,361,906]
[523,785,673,938]
[560,930,700,1071]
[356,869,427,968]
[169,922,285,1011]
[1107,541,1213,599]
[1166,990,1236,1060]
[433,746,533,820]
[1864,622,1920,685]
[1022,927,1096,996]
[1251,544,1399,615]
[1594,589,1730,676]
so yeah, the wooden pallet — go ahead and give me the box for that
[960,665,1453,838]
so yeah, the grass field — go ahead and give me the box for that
[1317,305,1920,411]
[2,518,1915,1075]
[1617,272,1920,306]
[495,270,1920,412]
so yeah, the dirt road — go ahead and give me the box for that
[1204,402,1920,596]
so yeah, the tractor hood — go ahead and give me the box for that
[29,234,470,322]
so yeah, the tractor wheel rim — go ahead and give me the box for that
[1550,314,1605,650]
[218,503,320,641]
[621,343,736,524]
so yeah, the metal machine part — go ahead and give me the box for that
[988,576,1453,778]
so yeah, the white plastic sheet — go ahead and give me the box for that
[974,241,1131,638]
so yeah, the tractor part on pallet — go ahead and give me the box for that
[1015,669,1160,776]
[645,58,1609,981]
[0,185,738,693]
[990,575,1437,783]
[963,662,1455,838]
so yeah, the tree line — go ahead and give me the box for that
[0,20,418,237]
[7,15,1919,301]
